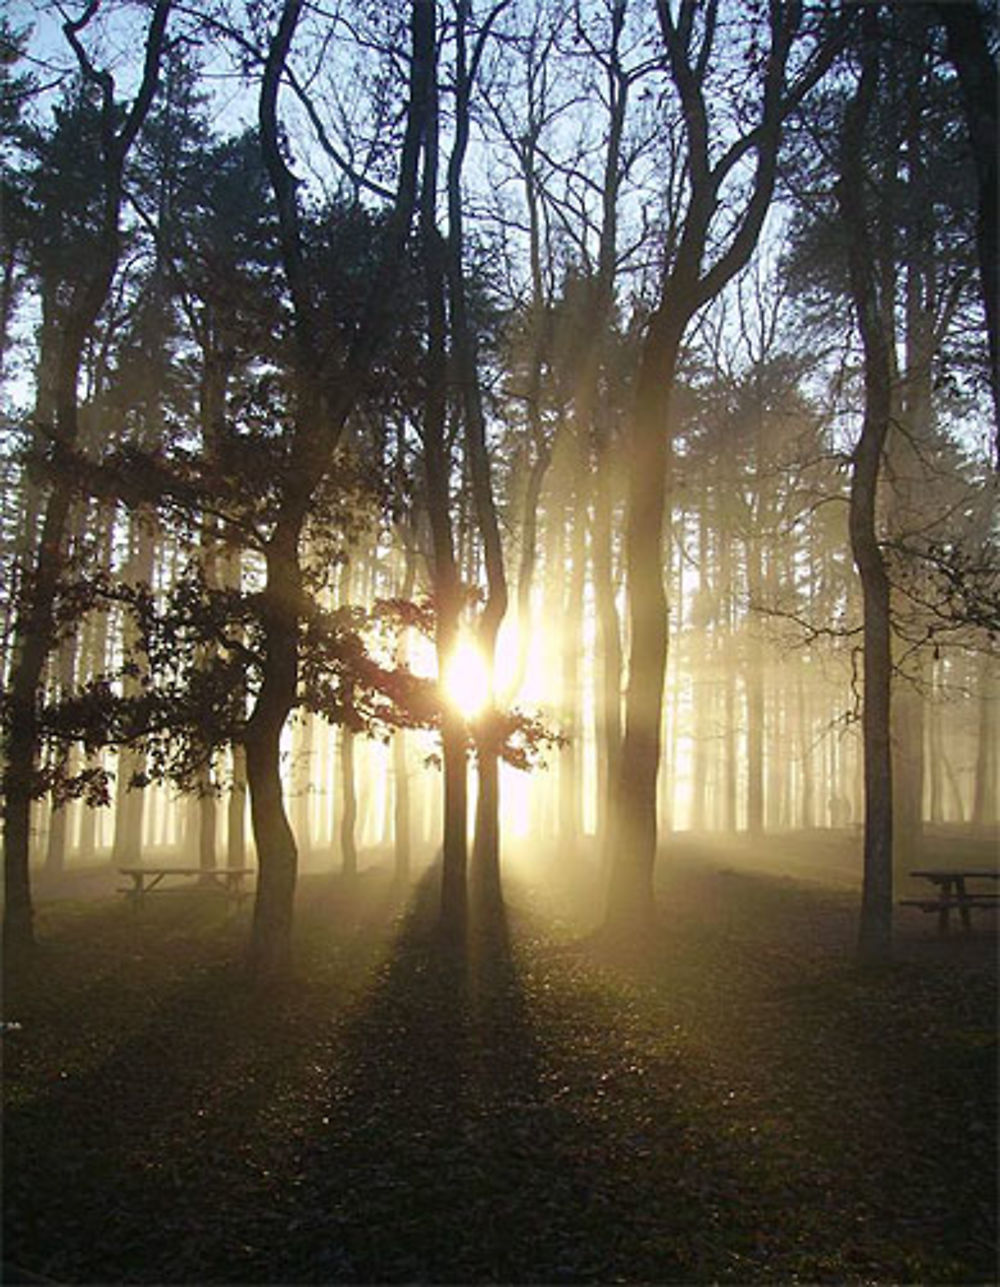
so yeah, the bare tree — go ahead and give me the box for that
[605,1,846,935]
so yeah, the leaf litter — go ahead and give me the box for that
[3,854,996,1284]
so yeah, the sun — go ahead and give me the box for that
[442,637,492,718]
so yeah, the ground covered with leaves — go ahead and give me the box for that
[3,842,997,1285]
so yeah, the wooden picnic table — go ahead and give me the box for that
[118,866,255,907]
[900,868,999,934]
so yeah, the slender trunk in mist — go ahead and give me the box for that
[558,451,587,847]
[717,513,738,833]
[890,45,933,871]
[110,513,157,866]
[198,770,216,871]
[592,443,622,857]
[292,714,314,858]
[744,538,765,838]
[193,518,221,872]
[797,670,815,829]
[504,97,552,705]
[218,547,248,869]
[228,743,248,868]
[971,653,997,829]
[77,505,113,863]
[2,2,170,959]
[392,537,417,882]
[928,662,944,825]
[44,617,79,876]
[340,721,358,879]
[840,16,894,965]
[690,507,712,832]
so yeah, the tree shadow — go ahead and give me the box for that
[2,880,401,1285]
[215,865,758,1285]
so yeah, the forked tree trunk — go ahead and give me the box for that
[447,0,509,911]
[245,0,430,975]
[602,3,834,936]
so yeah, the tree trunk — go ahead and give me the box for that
[228,743,248,868]
[392,538,417,883]
[605,332,676,935]
[744,523,766,837]
[44,623,79,876]
[197,766,216,872]
[110,513,157,866]
[447,0,509,911]
[558,454,587,847]
[244,531,302,981]
[971,653,997,829]
[840,17,895,966]
[339,724,358,879]
[418,15,467,929]
[592,440,622,862]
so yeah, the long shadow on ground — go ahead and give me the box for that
[197,870,758,1285]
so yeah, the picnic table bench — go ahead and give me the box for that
[899,868,999,934]
[118,866,255,907]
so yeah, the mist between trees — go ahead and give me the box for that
[1,1,996,978]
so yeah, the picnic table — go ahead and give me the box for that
[118,866,255,907]
[900,868,999,934]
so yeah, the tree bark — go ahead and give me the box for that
[339,723,358,879]
[446,0,509,910]
[605,326,676,933]
[839,13,894,966]
[971,652,997,829]
[244,528,302,980]
[417,8,467,929]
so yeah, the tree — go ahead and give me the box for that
[242,0,432,978]
[604,1,845,935]
[2,2,171,960]
[838,10,895,965]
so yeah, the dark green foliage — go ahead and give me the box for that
[3,850,995,1285]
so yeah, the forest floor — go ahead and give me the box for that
[3,835,997,1285]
